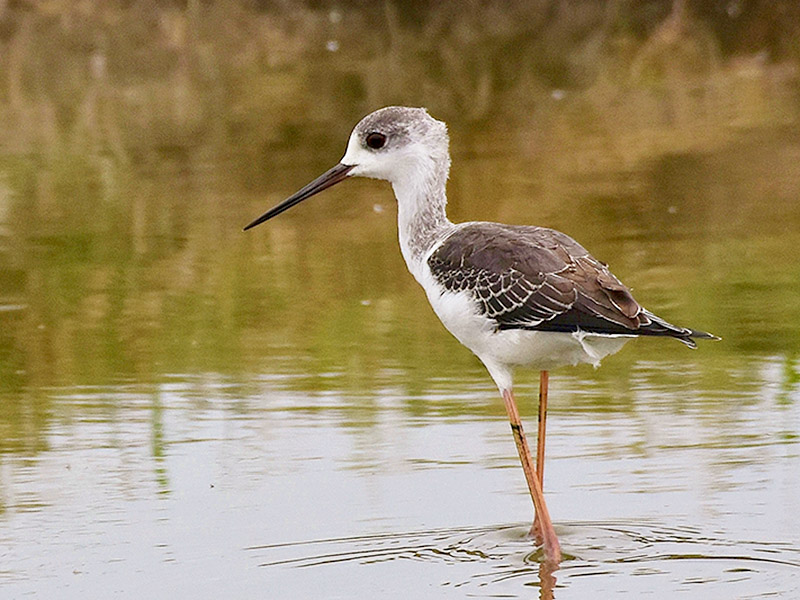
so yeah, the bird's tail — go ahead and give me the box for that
[677,328,720,349]
[642,310,720,349]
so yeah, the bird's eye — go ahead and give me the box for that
[366,132,387,150]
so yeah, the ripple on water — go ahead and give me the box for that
[249,521,800,598]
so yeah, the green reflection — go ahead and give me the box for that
[0,2,799,474]
[150,388,169,495]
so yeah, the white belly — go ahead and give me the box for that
[418,264,629,388]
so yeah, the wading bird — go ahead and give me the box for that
[244,107,716,565]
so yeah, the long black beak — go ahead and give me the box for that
[243,163,355,231]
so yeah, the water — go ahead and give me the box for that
[1,374,798,598]
[2,4,800,598]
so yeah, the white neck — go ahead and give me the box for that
[391,160,454,282]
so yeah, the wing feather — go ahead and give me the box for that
[428,222,706,345]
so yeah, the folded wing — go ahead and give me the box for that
[428,223,714,347]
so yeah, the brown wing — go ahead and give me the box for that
[428,222,708,346]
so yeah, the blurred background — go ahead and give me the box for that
[0,1,799,597]
[2,0,799,423]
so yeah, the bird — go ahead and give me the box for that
[243,106,717,565]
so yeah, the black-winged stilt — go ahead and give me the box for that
[244,106,717,565]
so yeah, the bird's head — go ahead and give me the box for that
[343,106,450,183]
[243,106,449,231]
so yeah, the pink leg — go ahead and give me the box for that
[502,388,561,565]
[532,370,549,541]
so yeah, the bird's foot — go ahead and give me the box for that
[529,515,561,565]
[529,516,544,546]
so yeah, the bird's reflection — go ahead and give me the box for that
[538,560,557,600]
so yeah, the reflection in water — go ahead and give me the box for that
[1,376,798,597]
[249,521,800,597]
[149,389,169,494]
